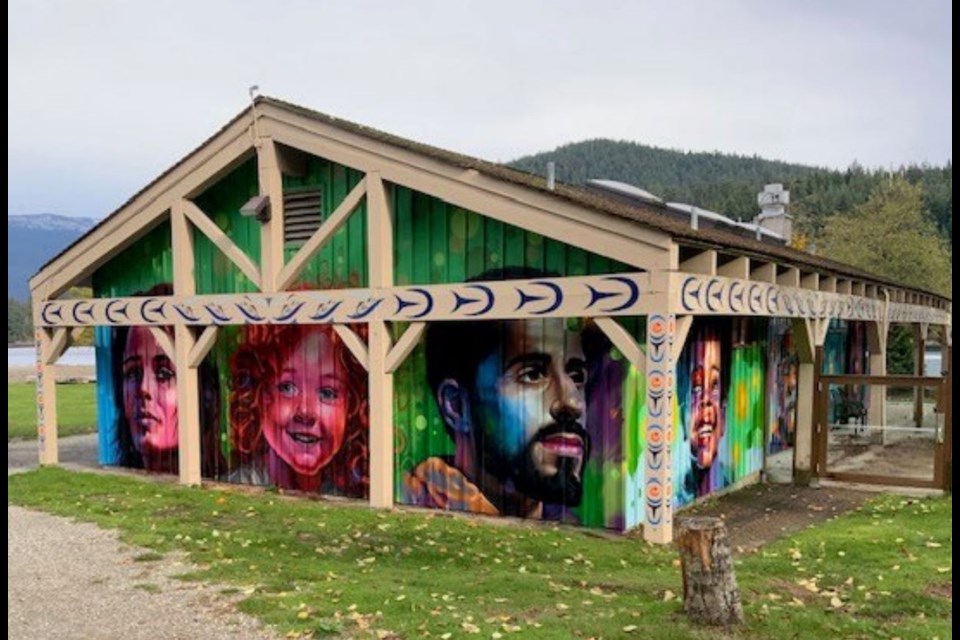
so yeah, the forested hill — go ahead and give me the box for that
[508,139,952,243]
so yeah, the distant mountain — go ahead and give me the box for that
[8,214,98,300]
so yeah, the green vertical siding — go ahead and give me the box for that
[92,221,173,297]
[193,159,261,295]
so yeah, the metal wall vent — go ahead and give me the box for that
[283,188,323,245]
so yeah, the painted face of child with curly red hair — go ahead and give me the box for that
[261,329,349,476]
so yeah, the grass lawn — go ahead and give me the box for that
[8,468,952,639]
[8,382,97,441]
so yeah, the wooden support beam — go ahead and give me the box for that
[852,282,866,297]
[333,324,370,371]
[385,322,426,374]
[32,121,255,301]
[36,330,58,465]
[366,171,395,510]
[174,324,201,485]
[642,313,676,542]
[792,318,815,364]
[776,266,800,288]
[43,327,70,365]
[717,256,749,280]
[595,317,644,371]
[800,272,819,291]
[914,323,928,427]
[172,199,201,485]
[258,138,285,292]
[182,200,263,290]
[867,320,888,431]
[264,114,672,272]
[837,279,852,295]
[815,317,831,347]
[276,179,367,291]
[794,357,815,483]
[820,276,837,293]
[672,315,693,362]
[148,326,176,360]
[750,261,776,283]
[679,249,717,275]
[188,326,219,368]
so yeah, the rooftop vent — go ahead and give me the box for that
[755,183,792,244]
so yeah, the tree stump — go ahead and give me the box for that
[675,516,743,626]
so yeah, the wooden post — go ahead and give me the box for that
[366,172,395,509]
[174,325,201,484]
[867,320,888,438]
[791,318,815,484]
[943,338,952,492]
[913,324,926,428]
[811,346,825,478]
[36,329,59,465]
[676,516,744,626]
[172,200,202,485]
[258,135,285,292]
[643,313,676,544]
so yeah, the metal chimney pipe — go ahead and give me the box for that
[691,207,699,230]
[546,162,556,191]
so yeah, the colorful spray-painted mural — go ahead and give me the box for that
[824,320,870,426]
[91,151,881,529]
[673,318,766,507]
[92,160,646,526]
[396,310,641,528]
[766,318,799,454]
[389,190,644,530]
[226,323,369,495]
[93,221,175,469]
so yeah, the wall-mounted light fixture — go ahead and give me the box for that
[240,195,271,223]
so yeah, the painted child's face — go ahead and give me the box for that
[262,330,349,476]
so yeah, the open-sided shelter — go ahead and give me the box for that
[31,97,952,543]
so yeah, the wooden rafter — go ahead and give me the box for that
[188,326,219,368]
[182,201,263,290]
[385,323,426,374]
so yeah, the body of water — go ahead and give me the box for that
[8,346,97,367]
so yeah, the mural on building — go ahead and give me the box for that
[94,219,175,468]
[111,293,179,473]
[766,319,798,453]
[396,306,637,528]
[402,308,591,518]
[824,320,869,426]
[390,191,641,529]
[674,318,766,507]
[226,323,369,495]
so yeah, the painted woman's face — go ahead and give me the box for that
[123,326,179,456]
[262,330,349,476]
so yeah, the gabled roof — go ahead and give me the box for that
[35,96,950,302]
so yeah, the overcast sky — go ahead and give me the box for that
[8,0,952,218]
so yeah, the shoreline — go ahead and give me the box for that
[8,365,97,384]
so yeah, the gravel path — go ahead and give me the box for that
[7,505,279,640]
